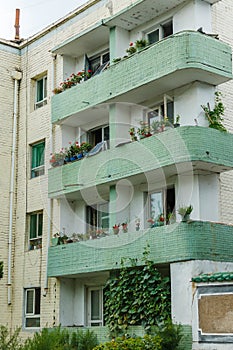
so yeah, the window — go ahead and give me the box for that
[85,51,110,76]
[88,125,109,148]
[35,75,47,109]
[24,288,41,328]
[87,287,103,326]
[28,212,43,250]
[31,141,45,178]
[86,202,109,233]
[147,20,173,45]
[147,187,175,225]
[148,95,174,127]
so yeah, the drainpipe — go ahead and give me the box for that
[44,54,56,295]
[8,70,22,305]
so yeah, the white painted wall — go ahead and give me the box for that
[61,125,77,147]
[176,173,219,221]
[111,26,130,60]
[176,173,198,221]
[199,174,219,221]
[73,281,85,326]
[60,278,75,326]
[173,0,212,33]
[174,82,215,126]
[113,103,131,145]
[129,186,145,231]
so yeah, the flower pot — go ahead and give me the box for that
[51,237,59,246]
[181,214,190,222]
[113,228,119,234]
[77,153,83,159]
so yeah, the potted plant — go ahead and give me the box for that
[135,218,140,231]
[113,224,120,234]
[126,42,137,55]
[178,205,193,222]
[135,39,148,51]
[51,232,60,246]
[174,115,180,128]
[129,127,137,141]
[80,142,93,156]
[121,223,128,233]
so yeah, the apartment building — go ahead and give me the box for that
[1,0,233,348]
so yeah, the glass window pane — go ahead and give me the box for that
[35,288,41,315]
[31,142,45,168]
[103,126,109,141]
[25,317,40,328]
[148,29,159,44]
[167,102,174,124]
[38,214,43,237]
[36,79,43,102]
[44,77,47,98]
[30,214,37,239]
[91,290,100,320]
[26,290,34,314]
[150,192,163,219]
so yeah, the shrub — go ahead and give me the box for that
[0,325,23,350]
[93,334,162,350]
[22,327,98,350]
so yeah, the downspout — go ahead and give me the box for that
[8,70,22,305]
[44,54,56,295]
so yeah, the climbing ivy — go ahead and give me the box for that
[104,246,171,336]
[0,262,3,278]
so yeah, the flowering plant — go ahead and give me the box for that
[80,141,92,154]
[126,42,137,55]
[53,70,92,94]
[50,149,66,166]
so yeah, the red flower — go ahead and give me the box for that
[129,42,134,46]
[88,69,92,73]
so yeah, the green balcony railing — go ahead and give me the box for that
[51,31,232,124]
[47,220,233,277]
[48,127,233,198]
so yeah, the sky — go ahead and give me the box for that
[0,0,88,40]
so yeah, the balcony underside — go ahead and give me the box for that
[48,127,233,199]
[51,31,232,125]
[47,221,233,278]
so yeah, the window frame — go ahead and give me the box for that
[87,125,109,148]
[35,75,47,109]
[31,140,45,178]
[87,51,110,76]
[28,211,43,250]
[146,19,173,45]
[86,202,109,233]
[24,287,41,329]
[147,94,174,126]
[146,186,175,226]
[86,286,103,326]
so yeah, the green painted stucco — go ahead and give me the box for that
[51,31,232,124]
[48,127,233,198]
[47,221,233,277]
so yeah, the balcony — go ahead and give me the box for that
[51,31,232,124]
[48,126,233,199]
[47,221,233,278]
